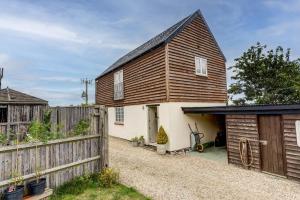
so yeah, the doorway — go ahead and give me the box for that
[259,115,285,176]
[148,106,158,143]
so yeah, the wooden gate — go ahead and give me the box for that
[258,115,285,176]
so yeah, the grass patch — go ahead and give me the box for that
[50,174,150,200]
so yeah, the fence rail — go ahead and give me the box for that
[0,105,108,195]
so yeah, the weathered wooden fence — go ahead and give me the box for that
[0,106,96,138]
[0,105,47,137]
[0,106,108,195]
[50,106,96,135]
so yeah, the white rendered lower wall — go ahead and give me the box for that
[108,102,226,151]
[108,105,148,143]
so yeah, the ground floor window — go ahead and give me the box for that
[115,107,124,124]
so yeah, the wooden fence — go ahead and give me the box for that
[0,106,96,138]
[50,106,96,136]
[0,106,108,195]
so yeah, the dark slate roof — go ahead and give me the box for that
[0,87,48,104]
[182,104,300,115]
[96,9,226,79]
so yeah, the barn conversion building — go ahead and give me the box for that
[95,9,300,181]
[95,9,227,151]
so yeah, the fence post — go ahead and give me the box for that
[96,106,108,171]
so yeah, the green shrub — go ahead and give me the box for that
[156,126,168,144]
[43,109,52,132]
[0,133,7,145]
[73,119,90,136]
[139,136,145,142]
[99,168,119,188]
[131,137,139,142]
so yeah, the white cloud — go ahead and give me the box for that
[0,15,136,51]
[39,76,79,83]
[0,16,88,44]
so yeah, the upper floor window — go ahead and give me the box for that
[114,70,124,100]
[195,56,207,76]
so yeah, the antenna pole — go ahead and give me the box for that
[0,68,3,89]
[81,78,92,105]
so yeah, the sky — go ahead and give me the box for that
[0,0,299,106]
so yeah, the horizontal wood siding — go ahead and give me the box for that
[226,115,261,170]
[96,46,166,106]
[282,114,300,181]
[168,15,227,102]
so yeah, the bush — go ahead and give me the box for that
[73,119,90,136]
[139,136,145,142]
[0,133,7,145]
[156,126,168,144]
[131,137,139,142]
[99,168,119,188]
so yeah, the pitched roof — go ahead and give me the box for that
[0,87,48,104]
[96,9,225,79]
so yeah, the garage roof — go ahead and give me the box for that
[182,104,300,115]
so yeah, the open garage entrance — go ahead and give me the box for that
[186,113,227,163]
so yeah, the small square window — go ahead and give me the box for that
[195,56,207,76]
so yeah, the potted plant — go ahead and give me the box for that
[138,136,145,147]
[156,126,168,155]
[131,137,139,147]
[0,133,7,147]
[26,120,48,195]
[4,133,24,200]
[4,171,24,200]
[27,168,46,195]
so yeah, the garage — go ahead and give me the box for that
[182,104,300,181]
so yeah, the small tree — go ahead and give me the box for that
[156,126,168,144]
[228,42,300,105]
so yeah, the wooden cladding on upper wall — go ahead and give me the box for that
[168,16,227,103]
[96,46,167,106]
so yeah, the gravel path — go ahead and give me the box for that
[109,137,300,200]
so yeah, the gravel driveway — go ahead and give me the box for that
[109,137,300,200]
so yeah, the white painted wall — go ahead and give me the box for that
[108,102,226,151]
[108,105,149,142]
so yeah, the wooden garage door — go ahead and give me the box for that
[259,115,285,176]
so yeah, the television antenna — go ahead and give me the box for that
[0,68,3,90]
[81,78,93,105]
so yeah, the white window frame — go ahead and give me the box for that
[115,107,124,124]
[114,70,124,100]
[195,56,208,76]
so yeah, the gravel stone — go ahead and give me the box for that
[110,137,300,200]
